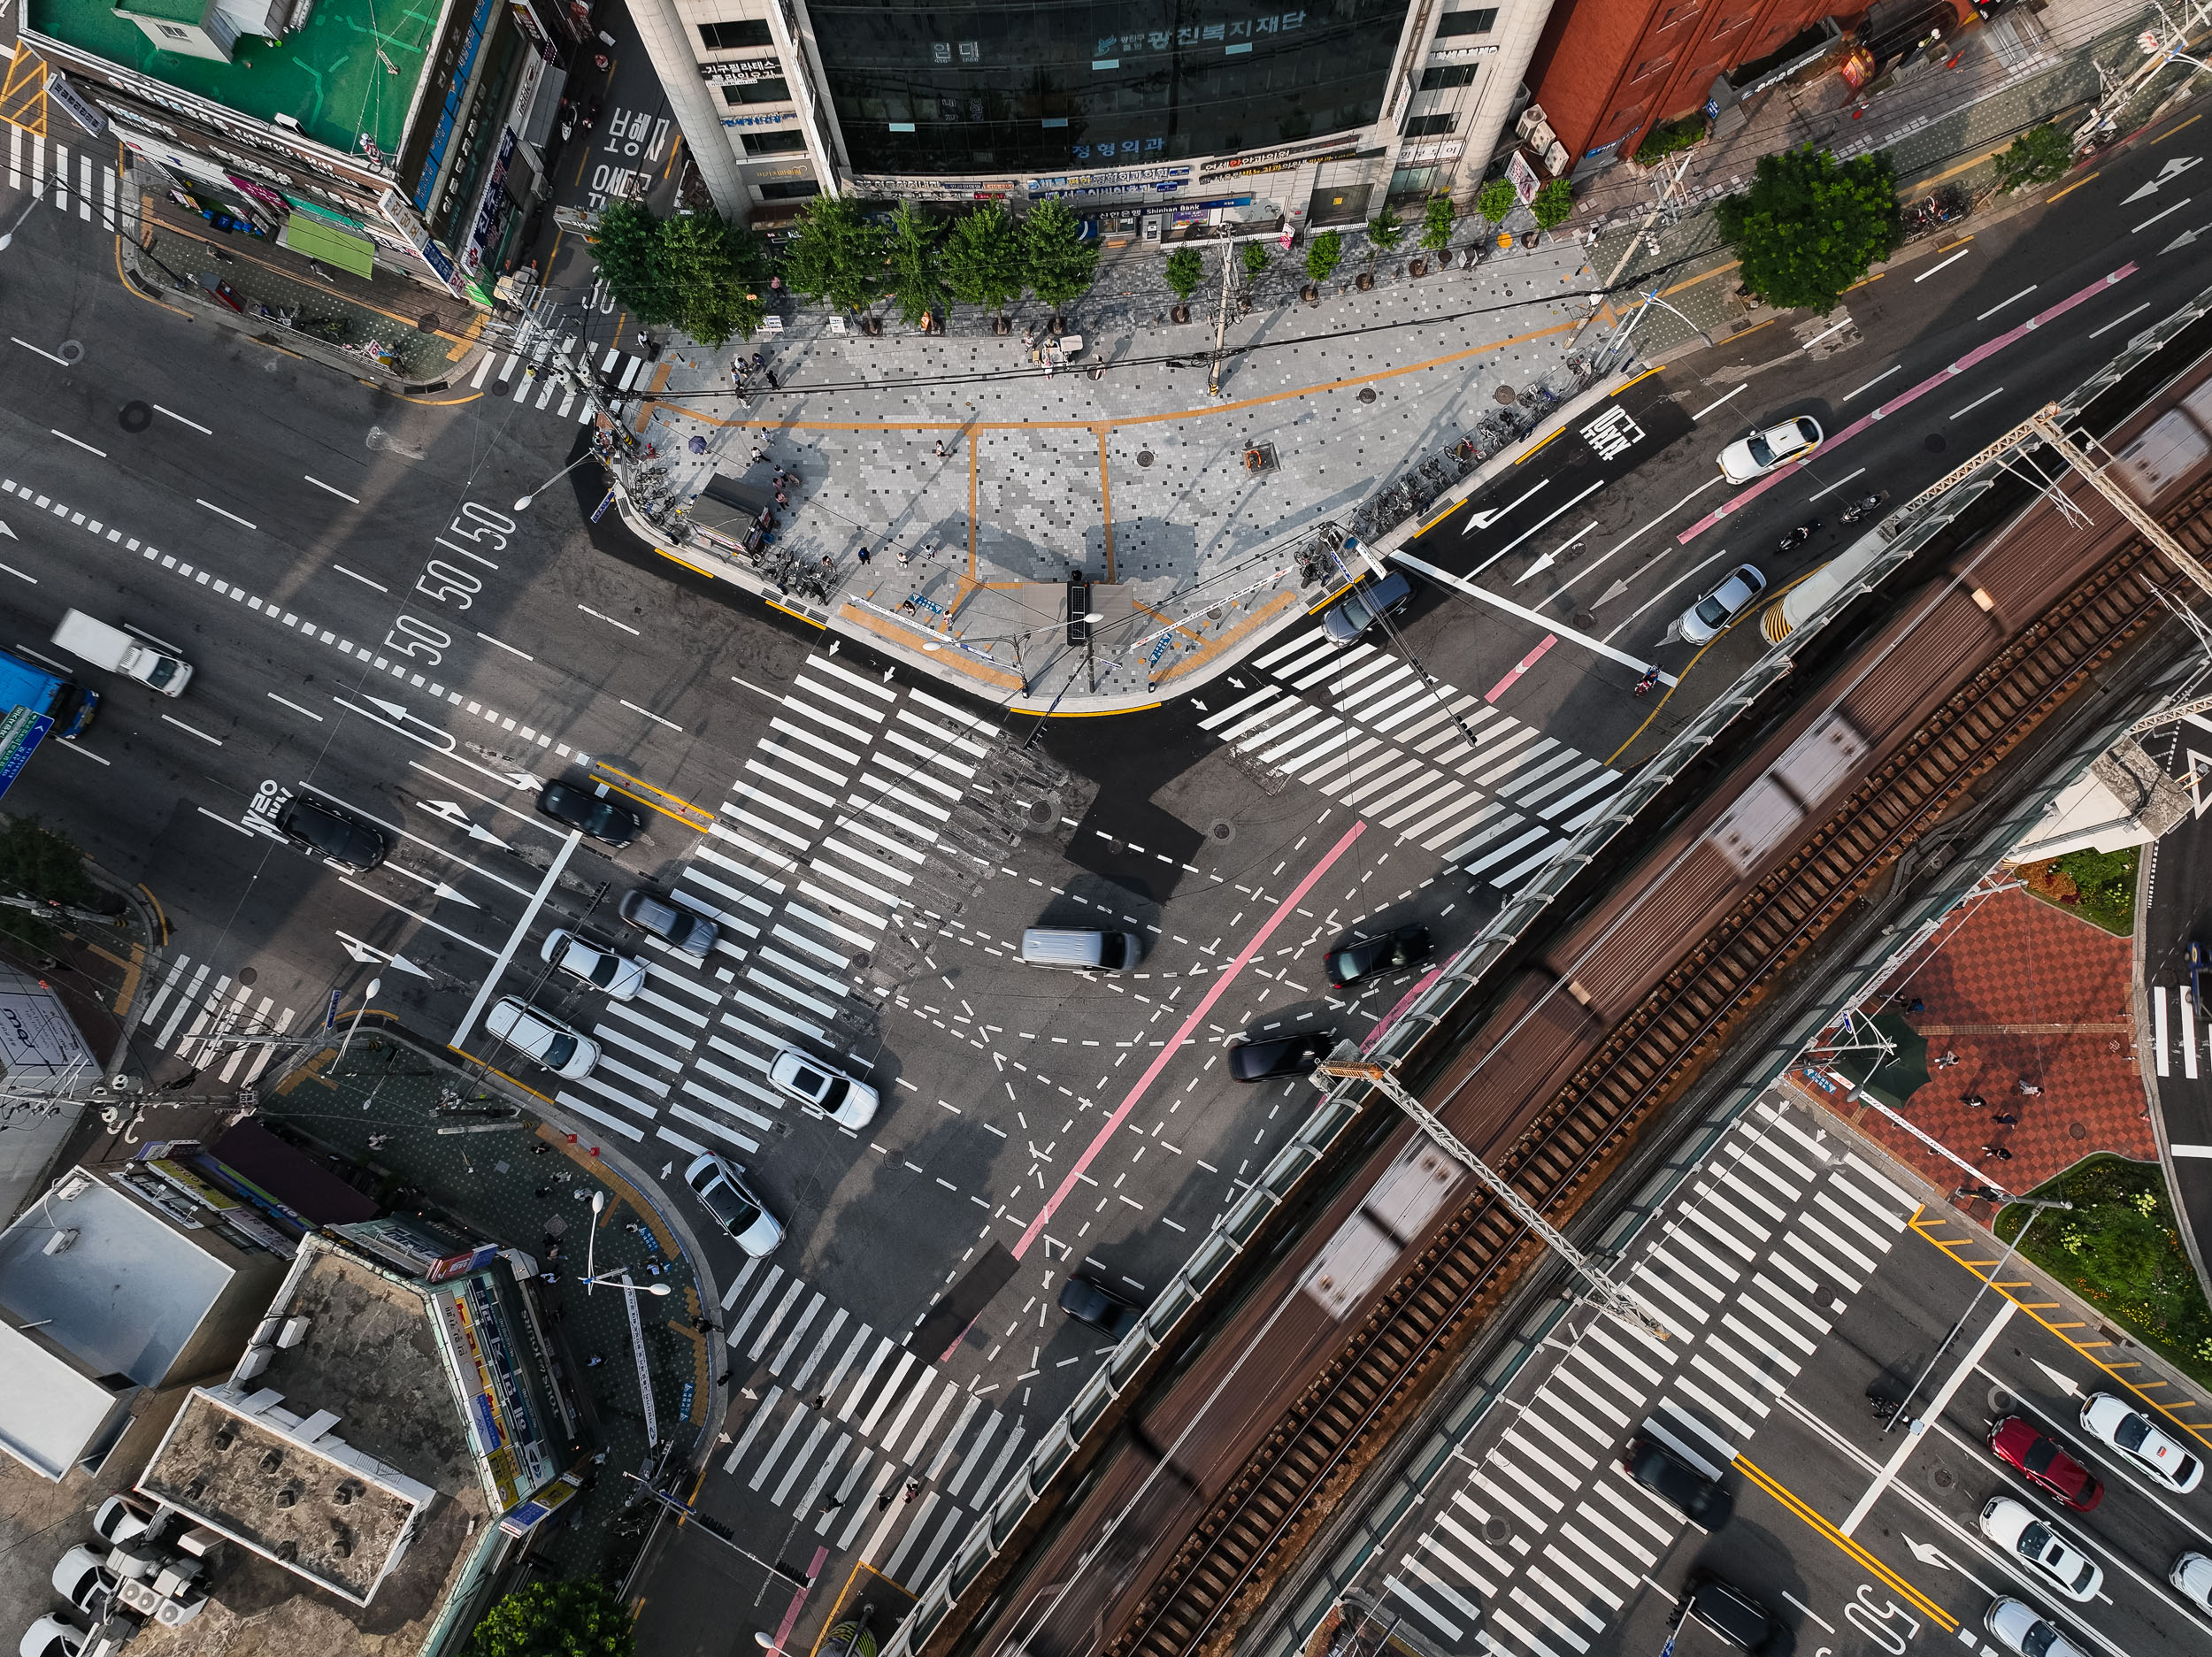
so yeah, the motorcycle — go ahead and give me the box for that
[1839,492,1885,525]
[1632,665,1661,697]
[1778,518,1821,551]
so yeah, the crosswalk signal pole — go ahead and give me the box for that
[1311,1044,1671,1341]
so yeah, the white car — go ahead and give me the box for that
[2174,1551,2212,1612]
[684,1153,783,1256]
[1717,415,1824,484]
[484,996,601,1082]
[769,1047,879,1130]
[2081,1392,2204,1492]
[541,929,647,1001]
[1978,1497,2102,1601]
[1984,1599,2087,1657]
[1675,564,1768,646]
[19,1616,84,1657]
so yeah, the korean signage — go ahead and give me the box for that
[1507,146,1540,203]
[1029,163,1191,192]
[507,0,556,62]
[1092,9,1306,57]
[700,55,782,83]
[462,129,517,270]
[1203,134,1362,175]
[724,111,796,127]
[1402,138,1463,164]
[0,707,50,803]
[47,73,109,139]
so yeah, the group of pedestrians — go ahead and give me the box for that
[733,350,780,395]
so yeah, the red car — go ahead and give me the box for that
[1990,1416,2104,1512]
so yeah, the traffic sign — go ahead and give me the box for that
[0,705,54,803]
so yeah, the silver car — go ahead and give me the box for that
[1978,1496,2101,1601]
[2172,1551,2212,1613]
[1676,564,1768,646]
[1984,1598,2086,1657]
[541,929,647,1001]
[484,996,601,1081]
[684,1153,783,1256]
[768,1047,879,1130]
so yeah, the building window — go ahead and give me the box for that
[699,19,772,51]
[1435,9,1498,35]
[1630,56,1669,81]
[1402,112,1456,135]
[1387,165,1438,201]
[745,129,808,153]
[721,78,792,104]
[759,179,820,199]
[1418,63,1477,88]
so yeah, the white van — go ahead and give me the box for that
[1021,927,1143,970]
[50,611,192,696]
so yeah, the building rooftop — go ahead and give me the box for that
[30,0,441,160]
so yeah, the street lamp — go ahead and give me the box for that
[0,199,38,253]
[585,1188,604,1290]
[513,449,603,510]
[584,1273,672,1295]
[334,978,380,1065]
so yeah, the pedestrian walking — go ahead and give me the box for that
[1962,1093,1986,1109]
[821,1496,844,1515]
[2016,1079,2043,1096]
[693,1316,719,1333]
[1934,1051,1958,1069]
[903,1478,921,1503]
[1980,1144,2013,1161]
[856,545,872,565]
[896,547,911,570]
[750,445,767,465]
[1992,1112,2018,1126]
[367,1133,390,1149]
[933,439,948,459]
[718,1371,733,1386]
[766,368,780,389]
[534,1185,553,1199]
[585,1354,605,1368]
[751,352,765,373]
[810,1393,826,1410]
[540,1270,560,1285]
[530,1141,553,1155]
[774,489,789,509]
[878,1491,895,1511]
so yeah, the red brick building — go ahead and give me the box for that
[1525,0,1842,173]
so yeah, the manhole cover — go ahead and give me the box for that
[118,401,152,433]
[238,967,257,986]
[849,953,871,971]
[1210,819,1235,842]
[1925,434,1947,452]
[542,1213,568,1239]
[1493,385,1518,404]
[1931,1466,1955,1491]
[418,312,441,334]
[1483,1515,1512,1544]
[1025,799,1059,828]
[58,340,83,365]
[2070,1121,2087,1139]
[1988,1385,2016,1414]
[1357,387,1378,403]
[1138,450,1156,467]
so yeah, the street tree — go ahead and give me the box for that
[1419,196,1455,258]
[658,212,770,345]
[1241,241,1270,283]
[1476,179,1517,227]
[588,201,677,325]
[780,195,888,316]
[1304,230,1343,288]
[1531,178,1574,232]
[468,1578,634,1657]
[0,816,101,909]
[885,202,949,328]
[1021,196,1100,318]
[1993,124,2071,193]
[1363,203,1405,267]
[1164,246,1206,311]
[941,205,1026,322]
[1715,146,1898,314]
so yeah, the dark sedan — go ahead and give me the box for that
[1326,925,1432,988]
[1623,1437,1730,1525]
[1057,1275,1142,1337]
[1228,1028,1336,1082]
[1990,1415,2104,1512]
[274,794,389,871]
[538,779,644,848]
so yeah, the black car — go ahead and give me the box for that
[619,888,721,956]
[275,794,389,871]
[1623,1437,1730,1526]
[1326,925,1432,988]
[1228,1028,1336,1082]
[1673,1573,1771,1652]
[1057,1275,1143,1337]
[538,779,643,848]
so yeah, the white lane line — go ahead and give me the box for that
[1912,246,1973,282]
[51,429,105,456]
[1842,364,1901,402]
[331,564,388,592]
[620,700,683,732]
[1975,286,2037,322]
[1540,478,1724,610]
[12,338,70,366]
[580,603,641,634]
[57,741,110,765]
[2089,302,2153,339]
[196,498,257,530]
[153,405,212,433]
[267,692,324,721]
[195,805,250,833]
[304,475,360,502]
[1807,467,1867,501]
[1393,551,1670,682]
[2132,197,2192,234]
[0,563,36,584]
[1839,1300,2015,1535]
[161,714,224,746]
[449,829,582,1039]
[1689,385,1747,421]
[1800,317,1853,351]
[1603,541,1741,637]
[1949,386,2006,420]
[477,630,534,660]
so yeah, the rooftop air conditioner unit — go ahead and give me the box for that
[1517,102,1548,139]
[276,1317,310,1348]
[154,1591,208,1627]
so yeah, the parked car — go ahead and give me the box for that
[484,996,600,1081]
[2081,1392,2203,1492]
[1326,925,1432,988]
[619,888,720,956]
[1978,1496,2102,1601]
[48,1549,111,1617]
[537,779,643,848]
[1675,564,1769,646]
[274,793,389,872]
[1228,1028,1336,1082]
[1989,1415,2103,1512]
[1672,1573,1770,1651]
[1057,1275,1143,1337]
[541,929,647,1001]
[684,1154,782,1255]
[1623,1438,1730,1526]
[1717,415,1823,484]
[1984,1598,2088,1657]
[1321,571,1415,645]
[769,1047,879,1129]
[19,1615,84,1657]
[2171,1550,2212,1612]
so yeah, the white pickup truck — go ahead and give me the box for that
[50,610,193,697]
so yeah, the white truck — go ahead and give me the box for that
[50,610,192,697]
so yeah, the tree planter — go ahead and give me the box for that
[1301,283,1320,304]
[1048,315,1067,336]
[992,315,1012,334]
[863,316,883,335]
[1355,271,1374,291]
[1409,257,1426,277]
[1170,303,1192,323]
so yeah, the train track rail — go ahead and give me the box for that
[1110,496,2208,1657]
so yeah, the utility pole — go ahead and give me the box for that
[1207,235,1237,397]
[1571,153,1694,356]
[2074,1,2212,147]
[1311,1044,1670,1340]
[2025,403,2212,595]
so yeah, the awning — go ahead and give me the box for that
[280,213,376,279]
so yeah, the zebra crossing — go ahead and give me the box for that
[711,1255,1029,1586]
[1201,626,1621,892]
[549,658,998,1156]
[1364,1095,1918,1653]
[2149,983,2207,1080]
[133,954,302,1085]
[467,323,657,423]
[4,122,126,232]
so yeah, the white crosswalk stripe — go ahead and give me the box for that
[472,328,652,424]
[4,127,126,233]
[133,954,308,1084]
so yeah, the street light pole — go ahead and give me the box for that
[334,978,381,1065]
[0,199,39,252]
[514,449,604,510]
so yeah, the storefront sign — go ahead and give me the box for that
[507,0,556,62]
[1401,138,1463,164]
[700,56,782,84]
[1430,42,1499,59]
[1091,10,1305,56]
[1203,135,1360,175]
[463,128,518,271]
[226,173,288,215]
[1029,163,1190,191]
[724,111,796,127]
[47,73,109,139]
[1507,146,1540,203]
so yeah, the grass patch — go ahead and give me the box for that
[1634,114,1706,165]
[2017,845,2138,935]
[1997,1155,2212,1390]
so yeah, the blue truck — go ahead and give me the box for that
[0,648,98,740]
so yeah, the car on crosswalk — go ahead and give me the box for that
[2081,1391,2202,1492]
[620,888,720,957]
[484,996,601,1081]
[684,1154,783,1256]
[1978,1496,2101,1601]
[541,929,647,1001]
[537,779,643,848]
[769,1047,879,1129]
[1624,1437,1729,1526]
[1717,415,1822,484]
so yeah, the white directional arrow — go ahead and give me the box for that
[1465,481,1548,533]
[0,520,15,541]
[2033,1358,2081,1397]
[2162,225,2209,255]
[416,799,511,848]
[1901,1536,1998,1593]
[382,951,432,979]
[2124,154,2202,203]
[336,931,434,978]
[2189,749,2212,816]
[364,694,410,722]
[1595,578,1633,607]
[503,769,541,791]
[387,865,480,909]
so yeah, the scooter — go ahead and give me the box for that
[1839,491,1886,525]
[1632,665,1661,697]
[1778,518,1821,551]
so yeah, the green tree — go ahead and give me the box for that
[1531,178,1575,232]
[1021,197,1100,316]
[1241,241,1271,282]
[1304,230,1342,286]
[884,202,949,328]
[0,816,101,909]
[1419,196,1456,257]
[1715,146,1899,314]
[658,213,770,346]
[780,196,888,316]
[1164,246,1206,306]
[468,1578,634,1657]
[1476,179,1517,226]
[588,201,678,326]
[941,205,1025,318]
[1363,204,1404,266]
[1993,123,2072,194]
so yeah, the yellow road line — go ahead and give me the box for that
[594,775,711,833]
[2047,171,2101,203]
[1734,1454,1957,1630]
[592,762,712,821]
[1605,564,1822,763]
[2157,113,2203,142]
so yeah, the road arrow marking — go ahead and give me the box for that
[503,769,541,791]
[387,864,480,909]
[2162,225,2209,254]
[2033,1358,2080,1397]
[365,694,410,721]
[337,930,383,965]
[0,520,14,540]
[1901,1537,1997,1593]
[417,799,511,848]
[1466,481,1549,533]
[384,951,431,979]
[1595,578,1632,607]
[2124,153,2202,202]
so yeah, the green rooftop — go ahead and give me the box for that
[32,0,441,160]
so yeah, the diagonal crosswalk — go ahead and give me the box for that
[133,954,303,1085]
[4,121,126,232]
[1204,626,1621,893]
[1369,1098,1917,1652]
